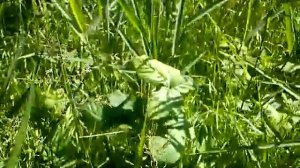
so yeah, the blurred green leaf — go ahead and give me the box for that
[108,90,128,107]
[148,136,181,164]
[69,0,87,33]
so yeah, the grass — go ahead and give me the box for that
[0,0,300,167]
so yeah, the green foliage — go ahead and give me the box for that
[1,0,300,167]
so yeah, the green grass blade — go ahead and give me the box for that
[181,51,206,74]
[283,3,294,54]
[5,84,35,168]
[69,0,87,33]
[242,0,254,46]
[150,0,160,59]
[172,0,185,56]
[6,88,30,118]
[52,0,72,21]
[105,0,110,42]
[0,35,26,105]
[30,0,39,15]
[130,0,141,21]
[134,112,148,168]
[117,0,143,34]
[117,0,150,56]
[117,29,138,56]
[245,60,300,100]
[130,0,150,57]
[97,0,103,21]
[0,3,4,20]
[186,0,228,27]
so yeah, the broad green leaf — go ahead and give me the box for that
[167,128,186,148]
[133,55,195,92]
[147,86,182,120]
[148,136,181,164]
[133,55,167,85]
[108,90,128,107]
[172,76,194,94]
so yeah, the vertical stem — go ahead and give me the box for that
[283,3,294,54]
[134,83,150,168]
[6,84,35,167]
[172,0,185,56]
[242,0,254,47]
[134,115,148,168]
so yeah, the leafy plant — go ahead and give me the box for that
[1,0,300,167]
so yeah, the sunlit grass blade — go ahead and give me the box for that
[117,0,150,56]
[172,0,185,57]
[181,51,206,74]
[69,22,87,43]
[6,88,30,118]
[0,34,26,105]
[97,0,103,27]
[117,29,138,56]
[134,108,148,168]
[69,0,87,33]
[130,0,150,57]
[186,0,228,27]
[5,84,35,168]
[245,60,300,100]
[242,0,254,46]
[282,3,294,54]
[104,0,111,42]
[30,0,39,15]
[149,0,160,59]
[0,3,4,20]
[117,0,143,34]
[191,141,300,154]
[52,0,72,21]
[97,0,103,21]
